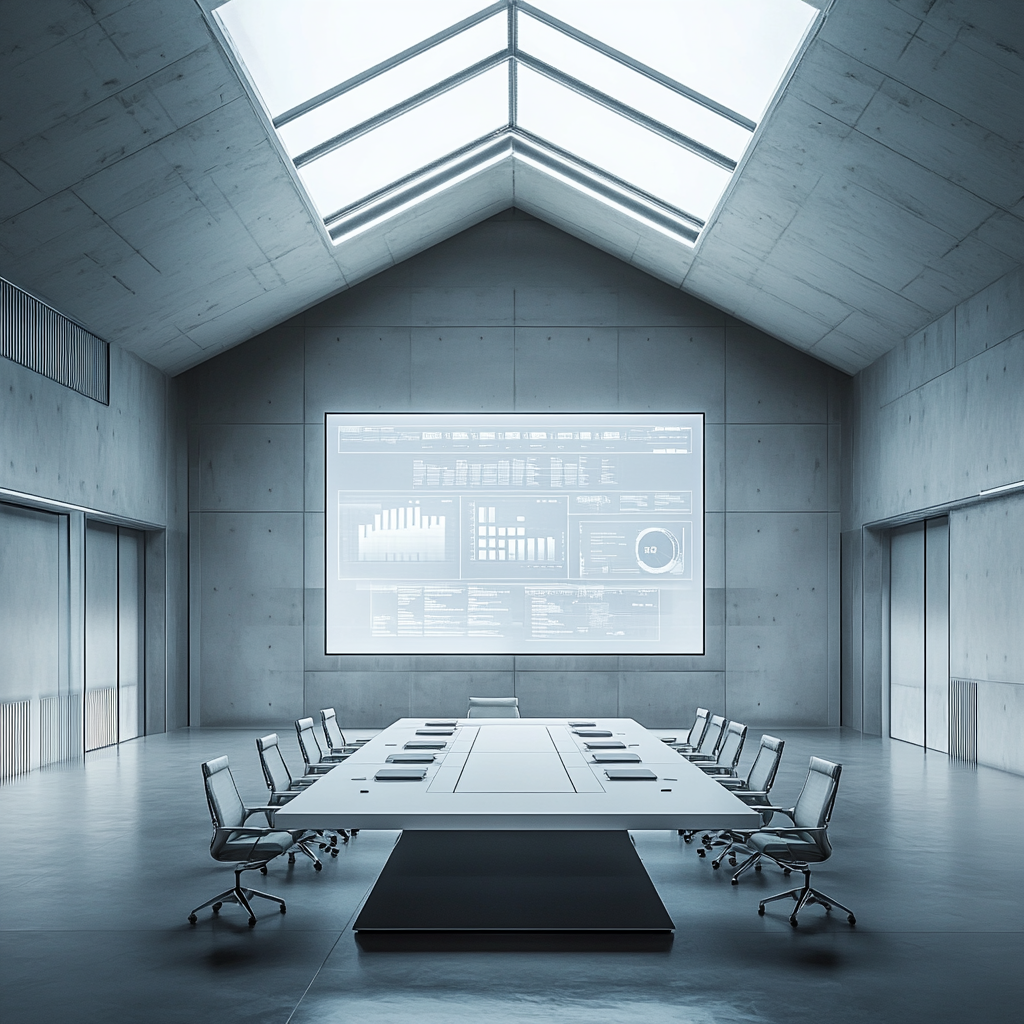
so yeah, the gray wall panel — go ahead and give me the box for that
[513,288,619,326]
[513,672,620,718]
[303,327,412,419]
[513,328,618,410]
[726,325,831,423]
[410,328,515,410]
[925,516,949,752]
[726,424,828,511]
[198,326,303,424]
[199,424,304,511]
[304,671,411,728]
[725,512,829,725]
[889,522,925,746]
[616,327,725,421]
[412,672,519,719]
[617,671,726,729]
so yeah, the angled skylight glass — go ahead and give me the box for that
[211,0,818,247]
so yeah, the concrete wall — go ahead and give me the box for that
[842,263,1024,770]
[0,334,188,738]
[185,211,843,730]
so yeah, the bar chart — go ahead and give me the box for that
[357,506,446,561]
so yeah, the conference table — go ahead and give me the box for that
[274,717,759,934]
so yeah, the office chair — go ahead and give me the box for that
[296,716,347,772]
[320,707,367,756]
[256,733,344,854]
[661,707,710,751]
[697,734,785,868]
[467,696,520,718]
[737,756,856,927]
[188,756,295,927]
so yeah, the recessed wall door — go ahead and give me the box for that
[890,523,925,746]
[889,517,949,750]
[85,522,144,751]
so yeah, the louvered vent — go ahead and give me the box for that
[0,277,109,404]
[948,678,978,765]
[0,700,31,782]
[40,694,83,766]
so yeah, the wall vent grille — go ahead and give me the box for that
[41,694,83,766]
[85,687,118,751]
[0,277,109,404]
[0,700,31,782]
[949,678,978,765]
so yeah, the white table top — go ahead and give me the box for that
[273,718,761,831]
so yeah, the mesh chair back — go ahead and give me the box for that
[697,714,725,757]
[746,734,785,793]
[792,756,842,831]
[685,708,710,748]
[256,733,294,796]
[467,696,520,718]
[296,717,326,768]
[203,757,246,857]
[717,721,747,770]
[321,708,345,750]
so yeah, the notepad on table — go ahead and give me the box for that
[604,768,657,780]
[573,729,612,737]
[591,751,642,763]
[584,740,626,749]
[375,768,427,781]
[387,752,436,763]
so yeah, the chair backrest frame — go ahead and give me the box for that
[256,733,295,797]
[745,734,785,793]
[697,714,726,757]
[321,707,345,750]
[467,696,520,718]
[790,756,842,859]
[716,721,747,770]
[295,717,325,768]
[685,707,710,748]
[202,756,246,857]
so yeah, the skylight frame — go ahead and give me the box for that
[206,0,822,250]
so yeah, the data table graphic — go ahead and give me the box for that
[326,414,704,654]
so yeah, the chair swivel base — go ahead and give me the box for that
[189,866,286,927]
[757,869,856,927]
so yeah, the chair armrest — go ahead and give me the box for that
[217,826,280,841]
[304,764,333,774]
[700,765,736,775]
[717,778,747,788]
[682,753,716,762]
[750,825,827,837]
[733,790,769,803]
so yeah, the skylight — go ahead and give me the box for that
[212,0,818,247]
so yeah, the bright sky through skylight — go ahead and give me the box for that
[213,0,817,244]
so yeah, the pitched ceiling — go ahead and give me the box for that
[0,0,1021,377]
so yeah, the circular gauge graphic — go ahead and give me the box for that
[635,527,681,574]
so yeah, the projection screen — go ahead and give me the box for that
[325,413,704,655]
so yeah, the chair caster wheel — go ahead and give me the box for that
[288,853,296,864]
[712,862,719,870]
[314,861,323,871]
[790,917,799,927]
[683,835,692,844]
[331,849,338,858]
[248,917,257,928]
[728,857,736,866]
[755,864,762,872]
[678,829,685,836]
[732,879,739,886]
[351,829,359,835]
[280,904,287,914]
[341,834,349,844]
[697,849,705,857]
[260,866,268,875]
[212,902,222,914]
[848,915,856,925]
[188,914,197,925]
[783,868,790,875]
[758,904,765,915]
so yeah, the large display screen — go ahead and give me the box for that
[325,413,704,654]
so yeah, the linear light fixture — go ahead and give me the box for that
[979,480,1024,497]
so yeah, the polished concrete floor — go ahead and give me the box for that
[3,726,1022,1023]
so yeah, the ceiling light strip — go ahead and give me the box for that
[511,130,703,240]
[273,0,509,128]
[515,0,756,132]
[294,54,510,168]
[324,132,514,236]
[518,55,737,172]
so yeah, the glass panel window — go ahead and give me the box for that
[217,0,496,117]
[532,0,816,122]
[517,12,750,162]
[279,12,508,159]
[299,62,509,217]
[517,65,731,221]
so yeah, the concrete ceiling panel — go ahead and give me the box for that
[0,158,44,221]
[785,39,885,128]
[972,210,1024,265]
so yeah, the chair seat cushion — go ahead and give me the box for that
[747,830,825,862]
[217,831,294,862]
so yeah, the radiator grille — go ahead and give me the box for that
[0,277,109,404]
[0,700,31,782]
[85,687,118,751]
[40,694,83,766]
[949,678,978,764]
